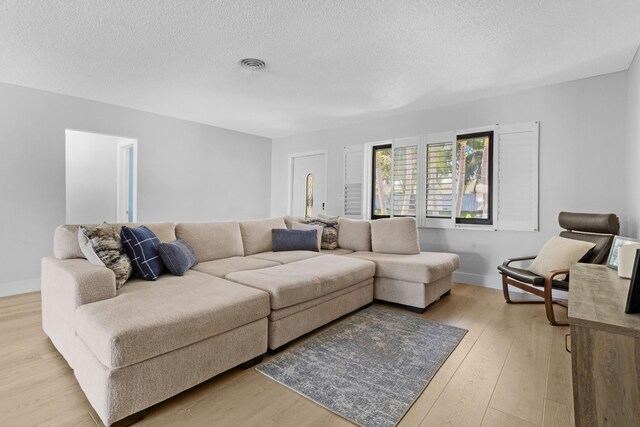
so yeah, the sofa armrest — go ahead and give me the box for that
[41,257,117,309]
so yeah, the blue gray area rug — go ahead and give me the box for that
[257,306,467,427]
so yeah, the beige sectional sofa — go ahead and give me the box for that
[41,216,459,426]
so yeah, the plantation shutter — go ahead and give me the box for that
[391,137,419,217]
[423,132,456,228]
[343,144,365,218]
[496,121,539,231]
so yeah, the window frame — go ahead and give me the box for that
[370,143,392,219]
[454,130,494,226]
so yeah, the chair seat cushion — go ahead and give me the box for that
[497,264,569,290]
[347,251,460,283]
[192,256,279,278]
[75,270,270,369]
[225,255,375,309]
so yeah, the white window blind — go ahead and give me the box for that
[391,137,419,217]
[423,132,456,228]
[496,121,539,231]
[425,142,454,218]
[343,144,365,218]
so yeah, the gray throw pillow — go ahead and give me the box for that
[158,240,198,276]
[78,223,132,288]
[272,229,319,252]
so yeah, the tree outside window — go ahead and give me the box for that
[455,131,493,225]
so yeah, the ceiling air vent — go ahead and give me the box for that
[239,58,266,71]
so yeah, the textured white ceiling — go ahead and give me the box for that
[1,1,639,138]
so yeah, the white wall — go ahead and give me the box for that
[0,82,271,296]
[627,47,640,238]
[271,72,628,288]
[65,131,121,224]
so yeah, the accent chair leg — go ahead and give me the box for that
[241,354,264,369]
[501,273,513,303]
[544,279,568,326]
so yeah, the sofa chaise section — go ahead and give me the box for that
[75,271,269,369]
[226,254,376,349]
[347,251,460,312]
[72,271,270,425]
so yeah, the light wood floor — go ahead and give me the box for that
[0,283,574,427]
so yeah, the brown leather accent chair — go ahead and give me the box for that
[498,212,620,325]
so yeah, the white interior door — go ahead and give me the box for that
[290,152,327,218]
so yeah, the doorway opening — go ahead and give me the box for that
[65,129,138,224]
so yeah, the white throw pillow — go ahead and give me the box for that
[528,236,596,280]
[292,222,323,251]
[370,217,420,255]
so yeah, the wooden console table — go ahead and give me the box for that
[568,264,640,426]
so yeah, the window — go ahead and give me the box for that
[305,173,313,218]
[455,131,493,225]
[350,122,538,230]
[371,144,391,218]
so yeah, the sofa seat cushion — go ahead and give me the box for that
[75,270,270,369]
[192,256,279,278]
[268,278,373,321]
[248,250,323,264]
[347,251,460,284]
[226,255,375,310]
[321,248,354,255]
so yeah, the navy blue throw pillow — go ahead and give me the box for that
[272,229,319,252]
[158,240,197,276]
[120,226,165,280]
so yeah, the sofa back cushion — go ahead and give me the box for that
[175,221,244,262]
[54,222,176,260]
[370,217,420,255]
[283,215,304,229]
[239,217,287,255]
[338,218,371,251]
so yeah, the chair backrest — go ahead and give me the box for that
[558,212,620,264]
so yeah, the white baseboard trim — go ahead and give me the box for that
[453,271,569,299]
[0,278,40,298]
[453,271,501,289]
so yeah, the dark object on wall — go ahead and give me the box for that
[626,249,640,314]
